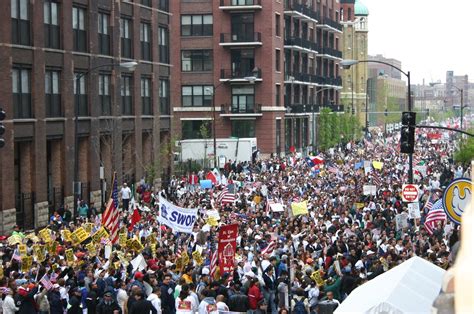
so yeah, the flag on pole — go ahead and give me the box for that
[423,192,439,213]
[261,240,277,256]
[217,187,235,204]
[39,274,53,290]
[102,172,119,244]
[128,208,141,232]
[424,199,446,235]
[210,250,218,279]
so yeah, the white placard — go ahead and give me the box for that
[408,202,421,219]
[363,185,377,196]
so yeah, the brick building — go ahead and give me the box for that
[171,0,344,158]
[0,0,171,232]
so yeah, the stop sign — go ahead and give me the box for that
[402,184,419,202]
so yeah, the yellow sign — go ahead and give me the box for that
[355,202,365,209]
[0,265,3,279]
[65,249,75,264]
[86,242,97,256]
[119,233,128,247]
[61,230,72,242]
[311,270,325,286]
[47,241,58,255]
[148,234,157,245]
[21,256,33,273]
[443,178,471,225]
[206,217,218,227]
[83,223,94,234]
[131,239,144,252]
[182,251,190,266]
[291,200,308,216]
[33,245,45,262]
[7,235,22,246]
[175,257,184,272]
[72,227,89,244]
[39,229,52,243]
[192,251,203,265]
[372,161,384,170]
[92,227,109,243]
[18,244,27,256]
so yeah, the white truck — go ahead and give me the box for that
[177,138,258,168]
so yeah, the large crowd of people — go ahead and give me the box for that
[0,123,467,314]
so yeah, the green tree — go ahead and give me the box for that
[454,131,474,164]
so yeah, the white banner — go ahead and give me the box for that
[363,185,377,196]
[158,196,198,234]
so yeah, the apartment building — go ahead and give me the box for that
[0,0,171,232]
[171,0,344,157]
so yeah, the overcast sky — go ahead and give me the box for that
[362,0,474,85]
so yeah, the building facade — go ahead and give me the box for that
[171,0,344,158]
[0,0,171,232]
[340,0,368,125]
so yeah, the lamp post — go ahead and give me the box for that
[451,86,466,130]
[341,59,413,183]
[73,61,137,216]
[205,74,257,169]
[312,87,334,149]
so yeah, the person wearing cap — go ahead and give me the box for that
[96,291,121,314]
[130,272,146,295]
[160,274,176,314]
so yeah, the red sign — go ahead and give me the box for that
[402,184,419,202]
[217,224,238,274]
[427,132,442,140]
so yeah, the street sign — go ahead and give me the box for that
[402,184,420,202]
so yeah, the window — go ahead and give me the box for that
[45,70,61,117]
[141,77,152,115]
[181,15,213,36]
[98,74,111,115]
[158,0,169,12]
[276,49,281,72]
[160,79,170,115]
[120,18,132,58]
[12,66,31,118]
[72,7,87,52]
[231,120,255,138]
[181,50,212,72]
[74,72,88,116]
[140,22,151,61]
[181,85,213,107]
[141,0,151,7]
[276,84,281,107]
[44,0,59,49]
[275,13,280,37]
[182,120,210,140]
[98,13,110,55]
[121,75,133,115]
[11,0,30,45]
[159,27,170,64]
[231,14,254,42]
[232,86,254,113]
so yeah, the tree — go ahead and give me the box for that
[454,132,474,164]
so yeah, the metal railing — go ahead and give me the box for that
[284,0,320,21]
[220,68,262,80]
[284,36,319,52]
[221,103,262,114]
[220,32,262,44]
[319,17,343,31]
[220,0,261,6]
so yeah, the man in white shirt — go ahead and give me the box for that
[120,183,131,211]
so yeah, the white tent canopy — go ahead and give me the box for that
[335,256,445,314]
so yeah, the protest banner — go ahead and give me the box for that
[39,228,52,243]
[72,227,89,244]
[218,224,238,274]
[65,249,74,264]
[291,200,308,216]
[61,230,72,242]
[408,202,421,219]
[158,196,198,233]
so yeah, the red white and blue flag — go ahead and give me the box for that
[102,173,119,244]
[424,199,446,235]
[217,187,235,204]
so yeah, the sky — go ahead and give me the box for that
[361,0,474,85]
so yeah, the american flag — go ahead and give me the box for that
[424,199,446,235]
[210,251,218,280]
[11,249,21,262]
[261,240,277,256]
[327,164,339,175]
[423,192,439,213]
[372,172,382,186]
[175,246,183,259]
[102,173,119,244]
[40,274,53,290]
[217,187,235,204]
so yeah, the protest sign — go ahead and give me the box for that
[192,250,203,265]
[270,203,285,212]
[200,180,212,189]
[39,229,52,243]
[372,161,384,170]
[363,185,377,196]
[218,224,238,274]
[408,202,421,219]
[158,196,198,233]
[395,213,409,230]
[291,201,308,216]
[72,227,89,244]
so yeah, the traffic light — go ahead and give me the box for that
[401,111,416,126]
[384,108,388,116]
[400,126,415,153]
[0,109,5,149]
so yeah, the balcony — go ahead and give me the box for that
[285,103,344,114]
[220,68,262,83]
[316,47,343,60]
[220,32,262,48]
[284,36,319,53]
[317,17,343,33]
[284,0,320,23]
[284,72,325,85]
[220,103,263,117]
[219,0,262,11]
[323,76,342,87]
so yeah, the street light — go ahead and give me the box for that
[312,87,335,148]
[341,59,414,183]
[205,74,257,169]
[74,61,138,216]
[451,86,467,130]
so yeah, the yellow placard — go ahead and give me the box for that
[206,217,218,227]
[291,201,308,216]
[355,202,365,209]
[192,251,203,265]
[61,230,72,242]
[150,243,156,255]
[33,245,46,263]
[39,229,52,243]
[86,242,97,256]
[311,271,325,286]
[18,244,27,256]
[119,233,128,247]
[7,235,22,246]
[182,251,190,266]
[126,239,134,249]
[372,161,384,170]
[92,227,109,243]
[21,256,32,273]
[114,261,121,270]
[175,257,184,272]
[72,227,89,244]
[132,239,144,252]
[0,265,3,279]
[47,241,58,255]
[148,234,157,245]
[65,249,75,264]
[83,223,94,234]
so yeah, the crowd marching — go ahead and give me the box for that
[0,122,468,314]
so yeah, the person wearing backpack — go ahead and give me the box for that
[291,289,309,314]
